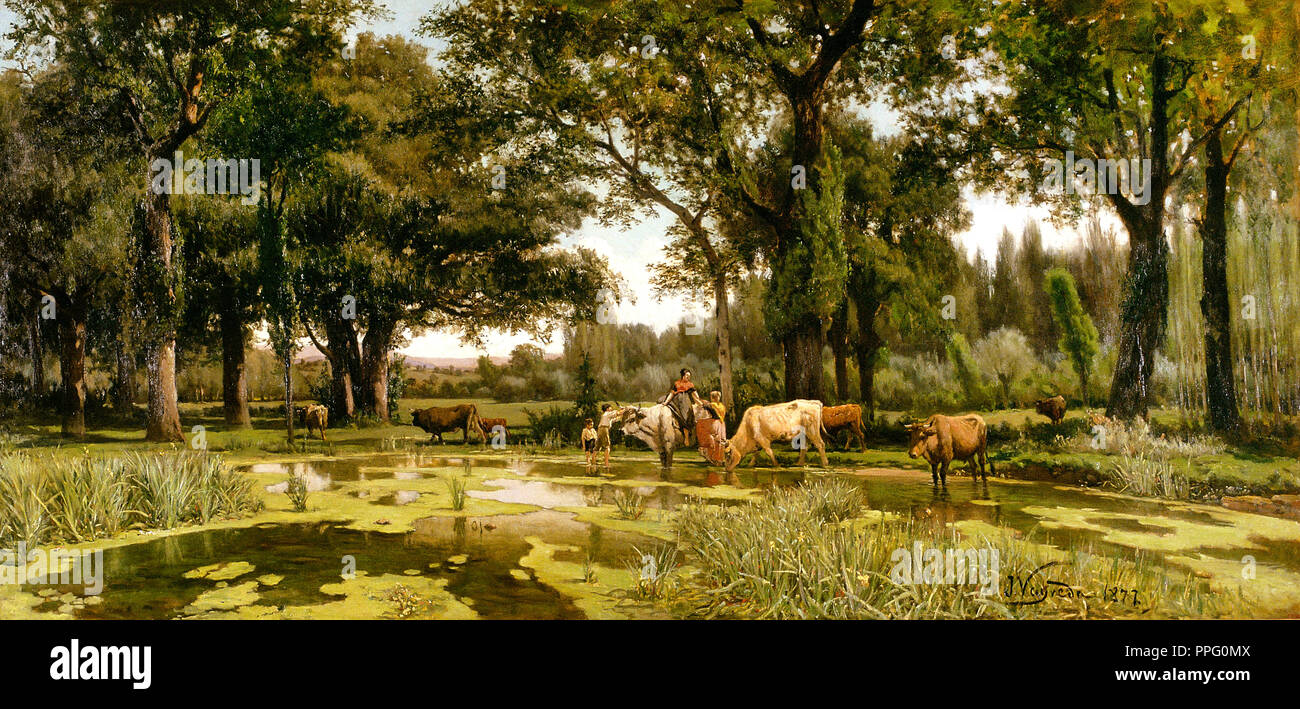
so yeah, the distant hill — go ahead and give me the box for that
[293,346,543,371]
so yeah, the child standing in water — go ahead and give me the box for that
[581,418,598,466]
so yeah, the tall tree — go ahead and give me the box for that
[1045,267,1100,405]
[6,0,376,441]
[975,0,1246,420]
[667,0,968,400]
[0,64,132,437]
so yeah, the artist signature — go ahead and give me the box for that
[1002,562,1145,610]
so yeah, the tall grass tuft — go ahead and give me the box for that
[625,544,678,600]
[445,475,467,511]
[0,454,50,550]
[285,472,310,512]
[42,456,133,541]
[1109,453,1191,499]
[0,451,262,549]
[612,489,647,520]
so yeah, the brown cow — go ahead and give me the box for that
[1035,395,1067,425]
[822,404,867,453]
[904,414,991,485]
[480,417,508,443]
[303,404,329,441]
[412,404,487,444]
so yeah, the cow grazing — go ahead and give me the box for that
[412,404,487,444]
[480,417,508,442]
[822,404,867,453]
[725,399,828,473]
[1035,395,1067,425]
[904,414,991,485]
[620,404,686,468]
[303,404,329,440]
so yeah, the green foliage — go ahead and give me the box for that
[945,333,988,408]
[573,353,599,424]
[763,144,848,339]
[1045,268,1100,404]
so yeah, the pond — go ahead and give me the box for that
[19,451,1300,618]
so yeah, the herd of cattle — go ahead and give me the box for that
[294,393,1072,486]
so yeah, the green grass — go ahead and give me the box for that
[0,450,263,549]
[670,480,1232,619]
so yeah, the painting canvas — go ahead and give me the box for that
[0,0,1298,656]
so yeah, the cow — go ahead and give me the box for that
[904,414,992,486]
[822,403,867,453]
[620,404,686,468]
[303,404,329,441]
[725,399,828,473]
[412,404,487,445]
[480,417,508,443]
[1035,395,1067,425]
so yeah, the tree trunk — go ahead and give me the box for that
[220,308,251,428]
[114,330,135,413]
[782,320,825,402]
[361,319,394,421]
[282,351,294,441]
[1105,216,1168,421]
[324,317,357,420]
[829,300,850,402]
[1199,127,1242,434]
[27,291,45,395]
[57,296,87,438]
[141,189,184,442]
[712,271,735,414]
[1105,52,1172,422]
[854,298,883,420]
[145,340,183,441]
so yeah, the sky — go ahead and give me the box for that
[1,1,1121,359]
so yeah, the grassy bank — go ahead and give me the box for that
[659,480,1236,619]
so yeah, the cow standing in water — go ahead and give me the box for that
[905,414,992,486]
[620,404,687,469]
[725,400,828,473]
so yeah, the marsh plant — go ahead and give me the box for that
[612,488,647,520]
[1108,453,1191,499]
[0,451,262,549]
[626,544,679,600]
[1079,418,1224,459]
[445,475,468,511]
[671,480,1224,619]
[285,472,310,512]
[582,550,598,584]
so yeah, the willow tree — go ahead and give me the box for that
[5,0,376,441]
[1179,2,1296,434]
[974,0,1259,420]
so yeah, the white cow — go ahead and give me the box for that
[619,404,687,468]
[725,399,828,472]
